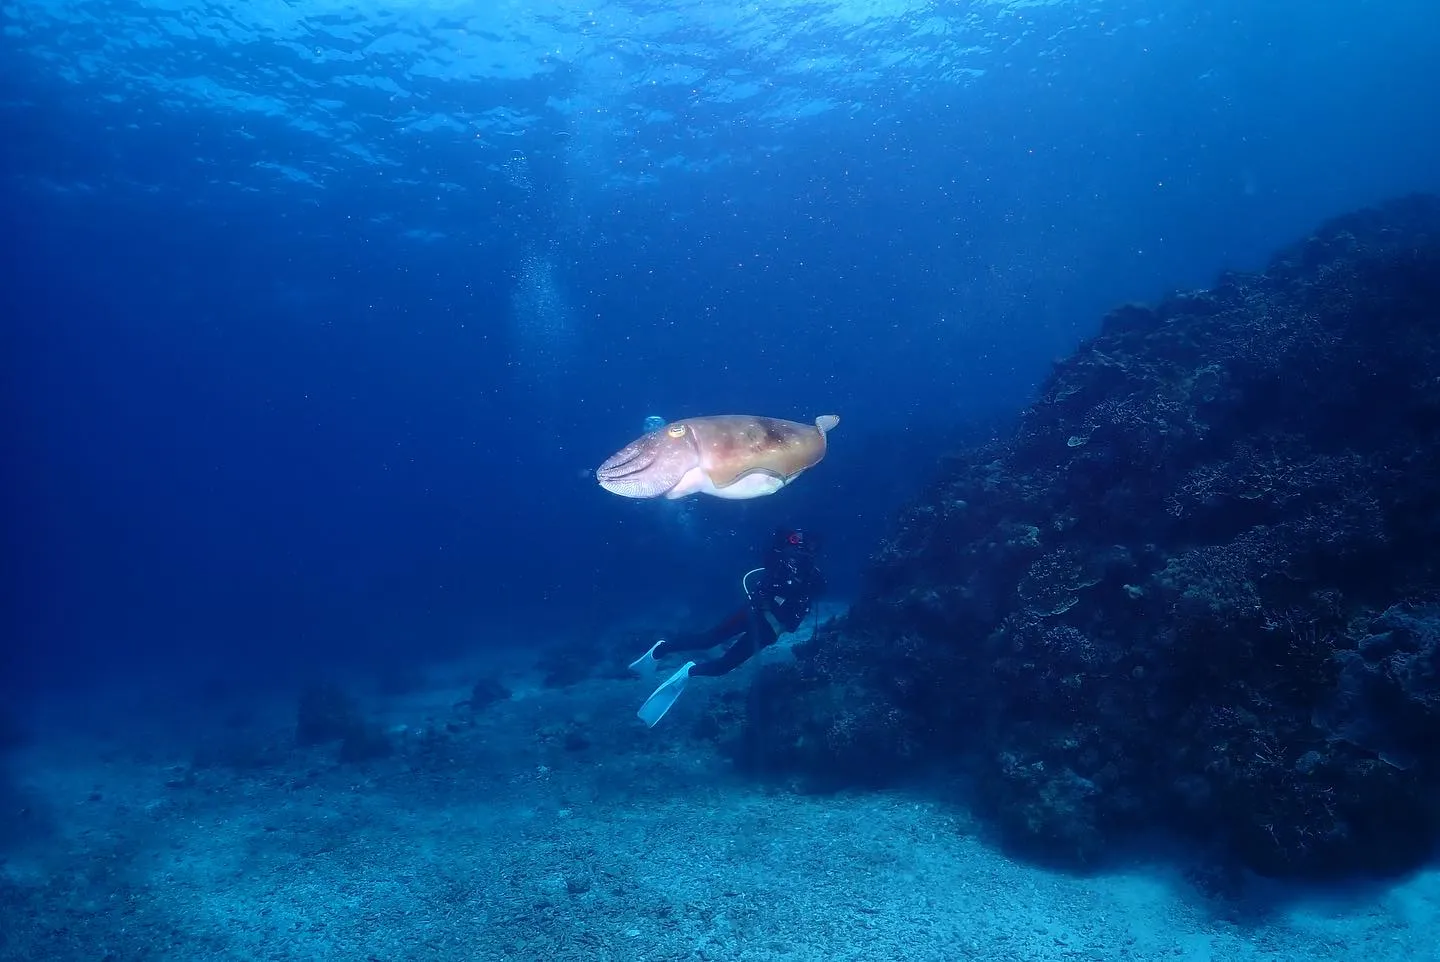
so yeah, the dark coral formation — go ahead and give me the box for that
[745,195,1440,877]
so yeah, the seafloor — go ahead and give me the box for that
[2,607,1437,962]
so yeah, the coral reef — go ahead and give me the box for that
[753,195,1440,877]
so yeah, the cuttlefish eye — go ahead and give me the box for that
[666,424,686,438]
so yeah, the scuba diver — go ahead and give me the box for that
[629,526,825,726]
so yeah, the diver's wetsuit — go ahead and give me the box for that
[654,533,825,677]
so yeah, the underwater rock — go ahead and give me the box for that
[295,682,363,746]
[295,682,397,764]
[0,704,27,753]
[1319,605,1440,771]
[538,642,605,689]
[337,723,394,764]
[464,676,511,712]
[769,194,1440,878]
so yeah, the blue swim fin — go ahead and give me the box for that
[637,661,695,728]
[629,639,665,676]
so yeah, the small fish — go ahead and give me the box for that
[597,414,840,500]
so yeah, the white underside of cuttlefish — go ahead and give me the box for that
[666,464,792,500]
[595,414,840,501]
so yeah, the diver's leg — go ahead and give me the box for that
[690,613,778,677]
[655,608,749,657]
[632,608,749,676]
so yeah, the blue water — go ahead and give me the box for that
[3,2,1440,958]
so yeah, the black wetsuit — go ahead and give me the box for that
[655,538,825,677]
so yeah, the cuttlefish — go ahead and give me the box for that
[596,414,840,500]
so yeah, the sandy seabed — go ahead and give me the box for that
[2,621,1437,962]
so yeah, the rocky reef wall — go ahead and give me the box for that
[740,195,1440,878]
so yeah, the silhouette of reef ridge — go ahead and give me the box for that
[750,194,1440,878]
